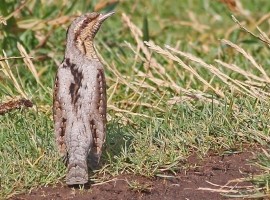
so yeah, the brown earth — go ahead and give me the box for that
[13,150,262,200]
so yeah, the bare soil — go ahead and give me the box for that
[13,149,261,200]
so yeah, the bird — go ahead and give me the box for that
[53,11,114,185]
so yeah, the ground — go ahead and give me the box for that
[14,149,260,200]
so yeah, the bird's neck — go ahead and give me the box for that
[77,39,98,60]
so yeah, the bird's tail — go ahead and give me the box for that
[66,123,90,185]
[66,158,88,185]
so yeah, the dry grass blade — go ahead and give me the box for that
[232,15,270,46]
[168,94,224,106]
[17,43,44,88]
[199,179,266,198]
[4,0,30,21]
[239,81,270,98]
[215,59,268,83]
[221,39,270,82]
[198,187,238,193]
[120,100,165,112]
[237,82,268,98]
[0,15,7,25]
[97,47,144,98]
[257,26,270,46]
[103,12,268,120]
[261,148,270,159]
[0,51,27,98]
[256,13,270,27]
[108,104,153,119]
[0,56,33,61]
[145,41,224,98]
[122,13,166,77]
[110,64,143,97]
[198,187,265,198]
[247,128,270,142]
[91,178,120,186]
[205,180,254,189]
[165,45,261,98]
[121,13,219,109]
[160,38,269,100]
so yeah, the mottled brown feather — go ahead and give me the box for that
[53,74,67,156]
[53,11,114,185]
[91,68,107,155]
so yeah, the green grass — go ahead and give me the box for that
[1,0,270,198]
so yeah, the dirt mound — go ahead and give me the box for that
[14,150,259,200]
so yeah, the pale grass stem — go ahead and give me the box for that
[0,50,27,98]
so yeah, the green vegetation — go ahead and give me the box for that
[0,0,270,198]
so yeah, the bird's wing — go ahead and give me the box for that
[53,65,67,157]
[88,67,107,169]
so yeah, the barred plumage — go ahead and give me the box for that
[53,12,114,185]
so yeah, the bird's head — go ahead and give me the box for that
[66,12,114,52]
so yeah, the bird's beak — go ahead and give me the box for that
[98,11,115,22]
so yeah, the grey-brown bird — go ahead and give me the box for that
[53,12,114,185]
